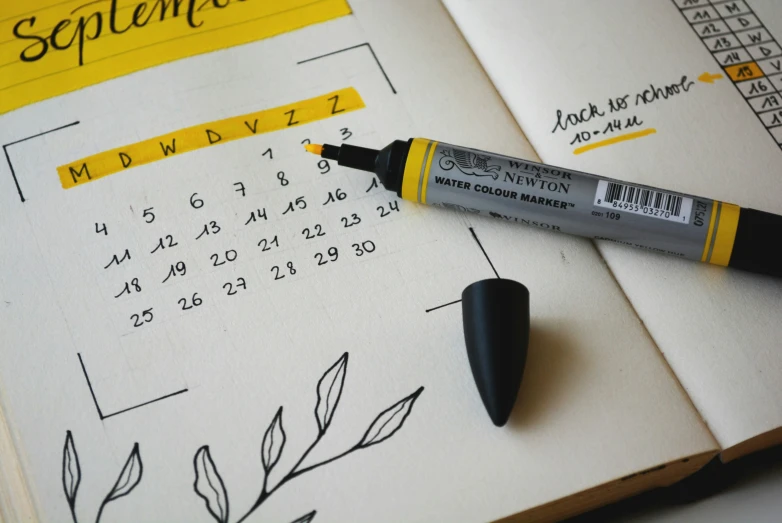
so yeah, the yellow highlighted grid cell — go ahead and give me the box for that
[57,87,365,189]
[573,128,657,155]
[0,0,351,114]
[724,62,765,82]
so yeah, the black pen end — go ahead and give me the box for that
[320,143,341,161]
[462,279,530,427]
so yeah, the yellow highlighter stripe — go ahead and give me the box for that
[0,0,352,114]
[701,201,719,262]
[420,141,439,204]
[709,202,741,266]
[401,138,432,202]
[57,87,364,189]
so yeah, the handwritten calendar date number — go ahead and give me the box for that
[211,250,237,267]
[114,278,142,298]
[130,308,154,328]
[223,277,247,296]
[104,249,131,269]
[302,225,325,240]
[190,193,204,209]
[377,201,399,217]
[314,247,339,266]
[352,240,376,257]
[271,262,296,280]
[341,214,361,228]
[234,182,246,197]
[151,234,178,254]
[178,293,203,311]
[162,261,186,283]
[245,208,267,225]
[283,196,307,215]
[322,188,347,206]
[258,235,279,252]
[196,221,220,240]
[365,178,379,193]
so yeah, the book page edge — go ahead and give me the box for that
[493,450,718,523]
[722,427,782,463]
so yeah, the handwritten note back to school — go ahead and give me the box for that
[0,0,351,115]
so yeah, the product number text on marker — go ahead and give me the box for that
[594,180,692,224]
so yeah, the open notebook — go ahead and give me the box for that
[0,0,779,522]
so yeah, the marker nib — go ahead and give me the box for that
[304,143,323,155]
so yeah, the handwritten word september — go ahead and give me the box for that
[12,0,244,67]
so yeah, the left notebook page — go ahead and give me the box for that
[0,0,716,522]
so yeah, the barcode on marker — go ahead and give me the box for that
[594,180,692,224]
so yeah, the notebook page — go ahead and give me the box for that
[443,0,782,457]
[0,0,716,521]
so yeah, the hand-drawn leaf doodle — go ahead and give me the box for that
[193,445,229,523]
[261,406,286,473]
[357,387,424,448]
[315,352,348,434]
[103,443,143,503]
[290,510,317,523]
[62,430,81,510]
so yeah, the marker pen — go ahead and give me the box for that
[304,139,780,278]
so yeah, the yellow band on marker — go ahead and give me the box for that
[701,200,719,262]
[401,138,434,202]
[709,202,741,266]
[56,87,364,189]
[420,141,439,204]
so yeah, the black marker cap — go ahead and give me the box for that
[462,279,530,427]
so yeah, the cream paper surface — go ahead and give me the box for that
[0,0,715,521]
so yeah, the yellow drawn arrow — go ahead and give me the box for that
[698,72,724,84]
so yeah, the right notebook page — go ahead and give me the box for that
[443,0,782,459]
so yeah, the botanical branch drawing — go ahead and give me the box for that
[193,352,424,523]
[62,430,143,523]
